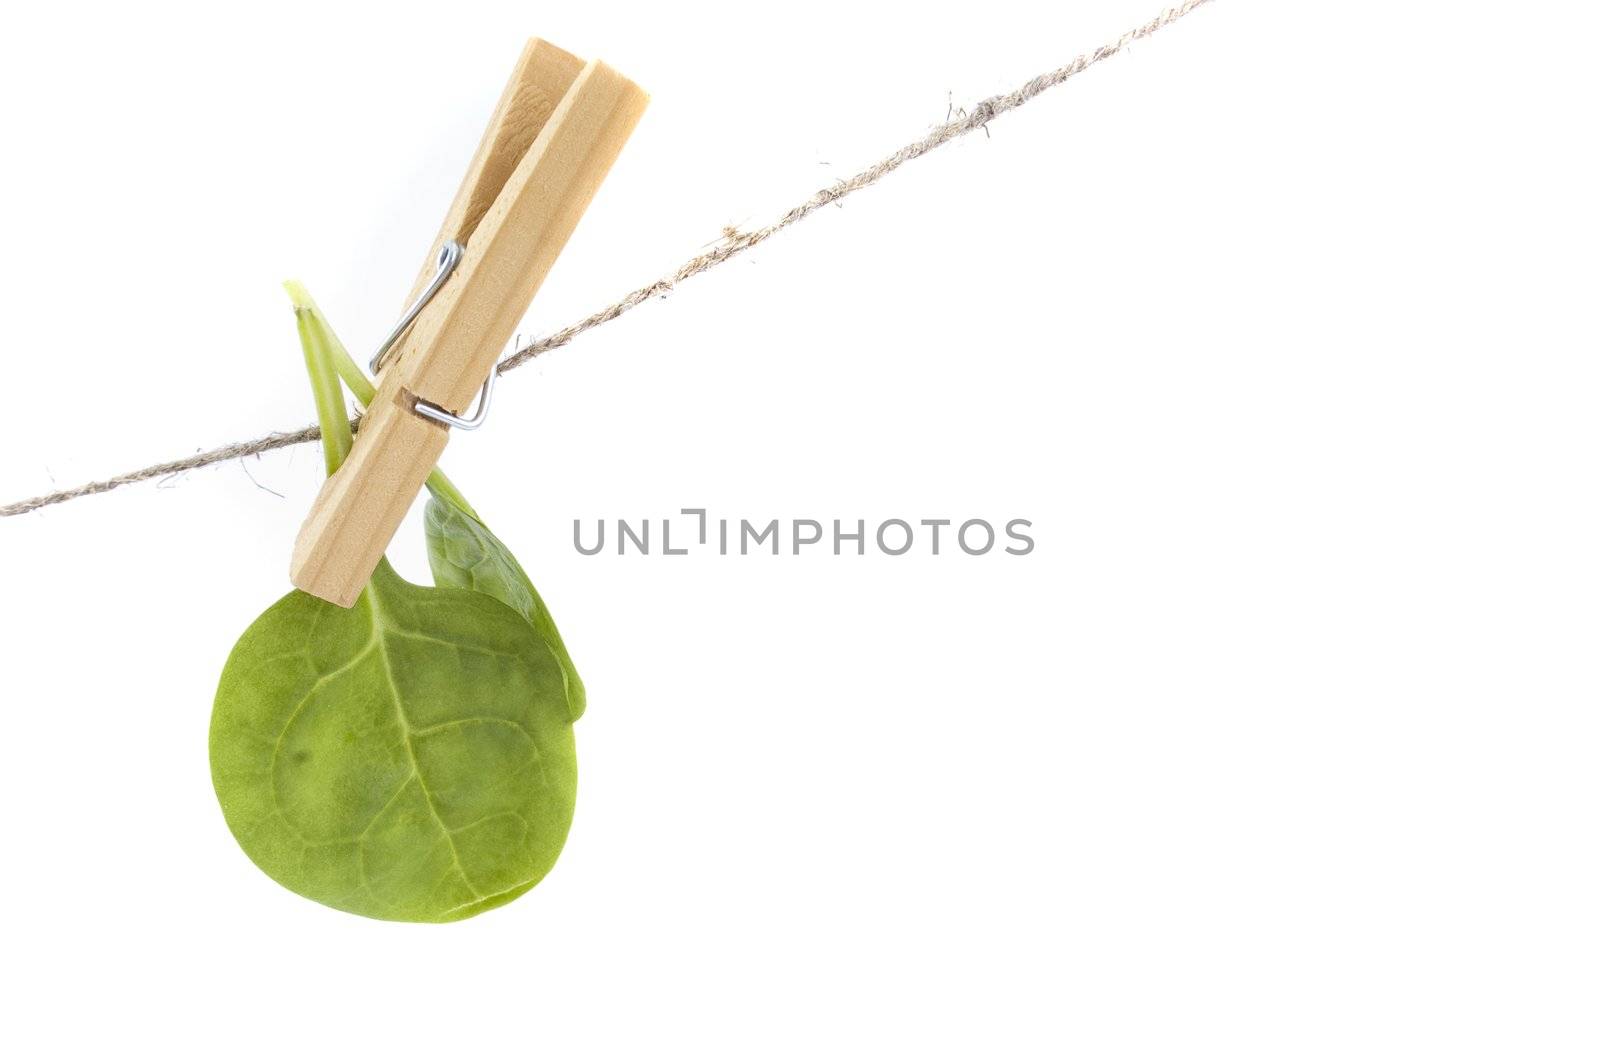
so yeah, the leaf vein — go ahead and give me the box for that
[367,589,485,900]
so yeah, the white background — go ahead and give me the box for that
[1,1,1597,1059]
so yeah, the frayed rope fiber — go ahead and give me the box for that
[1,0,1213,519]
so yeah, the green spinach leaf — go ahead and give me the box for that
[211,282,583,922]
[211,559,577,923]
[425,490,587,721]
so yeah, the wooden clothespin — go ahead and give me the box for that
[291,39,647,607]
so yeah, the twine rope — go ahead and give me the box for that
[1,0,1212,519]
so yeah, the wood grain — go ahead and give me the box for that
[401,39,584,307]
[291,51,647,607]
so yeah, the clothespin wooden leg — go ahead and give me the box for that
[402,39,584,305]
[291,43,648,607]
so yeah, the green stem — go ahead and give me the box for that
[286,281,352,474]
[282,282,479,518]
[423,468,478,518]
[324,319,376,407]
